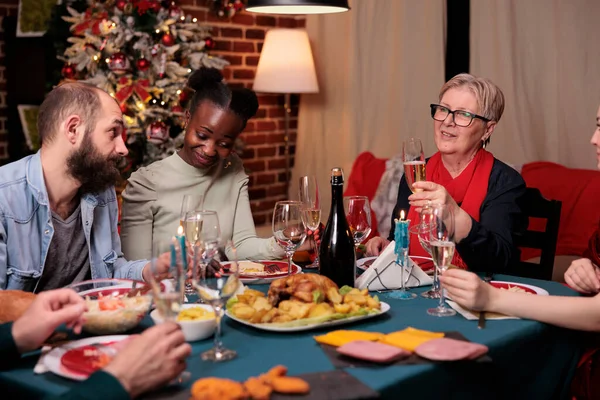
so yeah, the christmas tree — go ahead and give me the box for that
[53,0,229,178]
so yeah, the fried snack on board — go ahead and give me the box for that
[269,376,310,394]
[0,290,36,323]
[190,377,247,400]
[244,377,272,400]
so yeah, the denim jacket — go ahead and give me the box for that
[0,152,147,291]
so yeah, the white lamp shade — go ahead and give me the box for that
[253,29,319,94]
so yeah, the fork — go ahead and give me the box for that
[264,264,280,274]
[478,272,493,329]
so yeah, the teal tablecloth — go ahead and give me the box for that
[0,275,584,400]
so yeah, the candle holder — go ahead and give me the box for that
[387,248,417,300]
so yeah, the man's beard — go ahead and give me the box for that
[66,135,122,194]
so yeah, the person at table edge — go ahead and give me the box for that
[120,67,305,262]
[0,288,191,399]
[366,73,527,273]
[0,82,170,291]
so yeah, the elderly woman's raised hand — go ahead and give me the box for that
[408,181,460,214]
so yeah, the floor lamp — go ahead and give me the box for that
[253,28,319,197]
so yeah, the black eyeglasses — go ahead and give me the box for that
[429,104,490,127]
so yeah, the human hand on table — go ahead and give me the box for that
[142,252,171,282]
[564,258,600,294]
[439,269,495,312]
[11,289,86,353]
[103,322,191,399]
[365,237,390,256]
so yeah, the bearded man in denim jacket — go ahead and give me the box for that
[0,83,168,291]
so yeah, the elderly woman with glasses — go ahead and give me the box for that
[366,73,527,273]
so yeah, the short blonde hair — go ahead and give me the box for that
[37,82,102,144]
[439,73,505,122]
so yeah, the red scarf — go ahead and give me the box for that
[584,222,600,267]
[407,149,495,269]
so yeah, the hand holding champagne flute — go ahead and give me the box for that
[403,138,426,193]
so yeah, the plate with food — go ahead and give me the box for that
[69,279,153,335]
[222,260,302,284]
[44,335,131,381]
[490,281,548,295]
[226,274,390,332]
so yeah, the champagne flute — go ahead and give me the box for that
[184,210,220,304]
[344,196,372,250]
[193,240,239,362]
[273,201,307,276]
[180,194,204,295]
[409,206,441,299]
[299,175,320,269]
[427,204,456,317]
[147,238,190,381]
[403,138,426,193]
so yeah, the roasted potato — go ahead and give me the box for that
[231,303,256,320]
[261,308,279,323]
[237,293,257,306]
[367,296,380,310]
[244,289,266,298]
[327,287,342,304]
[343,294,368,306]
[252,296,272,312]
[249,309,269,324]
[308,302,334,318]
[334,303,351,314]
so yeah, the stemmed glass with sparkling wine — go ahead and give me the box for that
[344,196,372,251]
[193,240,240,362]
[179,194,204,295]
[147,238,190,382]
[403,138,426,193]
[299,175,320,269]
[427,204,456,317]
[273,201,307,276]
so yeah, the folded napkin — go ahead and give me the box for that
[314,330,384,348]
[355,241,433,291]
[34,346,52,374]
[446,300,518,320]
[379,327,444,352]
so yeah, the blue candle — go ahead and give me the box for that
[175,227,188,271]
[394,210,410,261]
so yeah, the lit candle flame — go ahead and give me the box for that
[177,225,184,235]
[400,210,405,221]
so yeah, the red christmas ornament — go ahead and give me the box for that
[171,105,183,113]
[120,103,128,113]
[204,37,215,50]
[108,52,130,75]
[179,90,189,103]
[168,3,182,18]
[136,58,151,71]
[61,63,76,79]
[234,0,244,11]
[161,32,175,47]
[146,120,169,144]
[116,0,127,10]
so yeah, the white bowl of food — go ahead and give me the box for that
[69,279,152,335]
[150,304,216,342]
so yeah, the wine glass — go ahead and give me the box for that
[273,201,307,276]
[409,206,440,299]
[344,196,372,250]
[403,138,426,193]
[180,194,204,295]
[299,175,321,269]
[147,238,190,381]
[184,210,221,304]
[427,204,456,317]
[193,240,239,362]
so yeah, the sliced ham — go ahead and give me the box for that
[337,340,411,363]
[414,338,488,361]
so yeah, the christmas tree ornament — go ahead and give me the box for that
[116,0,127,10]
[161,32,175,47]
[136,57,151,71]
[178,89,189,103]
[168,2,182,19]
[108,52,130,74]
[204,37,215,50]
[146,120,169,144]
[61,63,77,79]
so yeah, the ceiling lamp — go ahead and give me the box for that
[245,0,350,15]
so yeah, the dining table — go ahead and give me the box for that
[0,273,585,400]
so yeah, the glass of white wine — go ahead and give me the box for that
[299,175,321,269]
[273,201,307,276]
[427,204,456,317]
[193,240,239,362]
[179,194,204,295]
[344,196,372,251]
[148,238,190,381]
[403,138,426,193]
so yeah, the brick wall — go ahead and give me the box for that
[183,0,306,226]
[0,0,301,225]
[0,0,17,163]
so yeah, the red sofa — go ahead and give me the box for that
[345,152,600,261]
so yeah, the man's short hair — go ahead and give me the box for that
[37,82,102,144]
